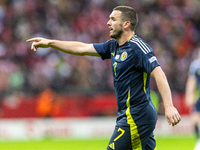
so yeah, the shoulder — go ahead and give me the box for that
[129,36,153,55]
[101,39,118,49]
[108,39,118,46]
[104,39,118,52]
[93,39,117,51]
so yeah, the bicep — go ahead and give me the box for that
[150,66,165,80]
[81,44,101,57]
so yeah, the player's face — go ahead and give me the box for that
[107,10,123,39]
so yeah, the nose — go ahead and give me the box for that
[107,19,111,26]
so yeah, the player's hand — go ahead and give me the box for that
[165,106,181,126]
[26,37,51,52]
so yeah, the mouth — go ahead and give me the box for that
[108,26,113,30]
[109,28,113,33]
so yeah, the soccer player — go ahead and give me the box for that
[27,5,181,150]
[185,49,200,150]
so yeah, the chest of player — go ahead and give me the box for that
[111,49,139,80]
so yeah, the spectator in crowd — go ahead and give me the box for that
[36,88,56,118]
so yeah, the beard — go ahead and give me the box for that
[110,27,123,39]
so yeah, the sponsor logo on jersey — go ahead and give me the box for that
[109,142,115,149]
[121,52,127,61]
[115,55,120,59]
[148,56,157,63]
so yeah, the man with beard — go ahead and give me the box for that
[27,5,181,150]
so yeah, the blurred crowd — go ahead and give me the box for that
[0,0,200,99]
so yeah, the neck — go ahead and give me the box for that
[117,31,135,46]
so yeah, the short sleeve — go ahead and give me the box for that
[93,41,111,60]
[141,52,160,74]
[132,42,160,74]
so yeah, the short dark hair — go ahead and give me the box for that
[113,5,138,31]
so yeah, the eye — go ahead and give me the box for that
[110,17,116,21]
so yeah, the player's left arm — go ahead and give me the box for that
[150,66,181,126]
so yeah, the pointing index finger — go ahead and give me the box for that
[26,38,42,43]
[26,38,35,43]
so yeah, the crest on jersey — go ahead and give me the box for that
[121,52,128,61]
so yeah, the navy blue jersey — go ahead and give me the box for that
[188,59,200,112]
[93,36,159,125]
[189,59,200,90]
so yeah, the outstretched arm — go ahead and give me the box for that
[151,66,181,126]
[26,37,100,57]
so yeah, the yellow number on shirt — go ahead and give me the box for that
[113,62,117,76]
[114,128,125,141]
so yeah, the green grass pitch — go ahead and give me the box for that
[0,136,196,150]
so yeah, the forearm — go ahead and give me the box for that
[26,37,99,56]
[151,66,181,126]
[156,73,173,108]
[49,40,97,56]
[151,67,173,108]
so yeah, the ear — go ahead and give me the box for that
[123,21,131,29]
